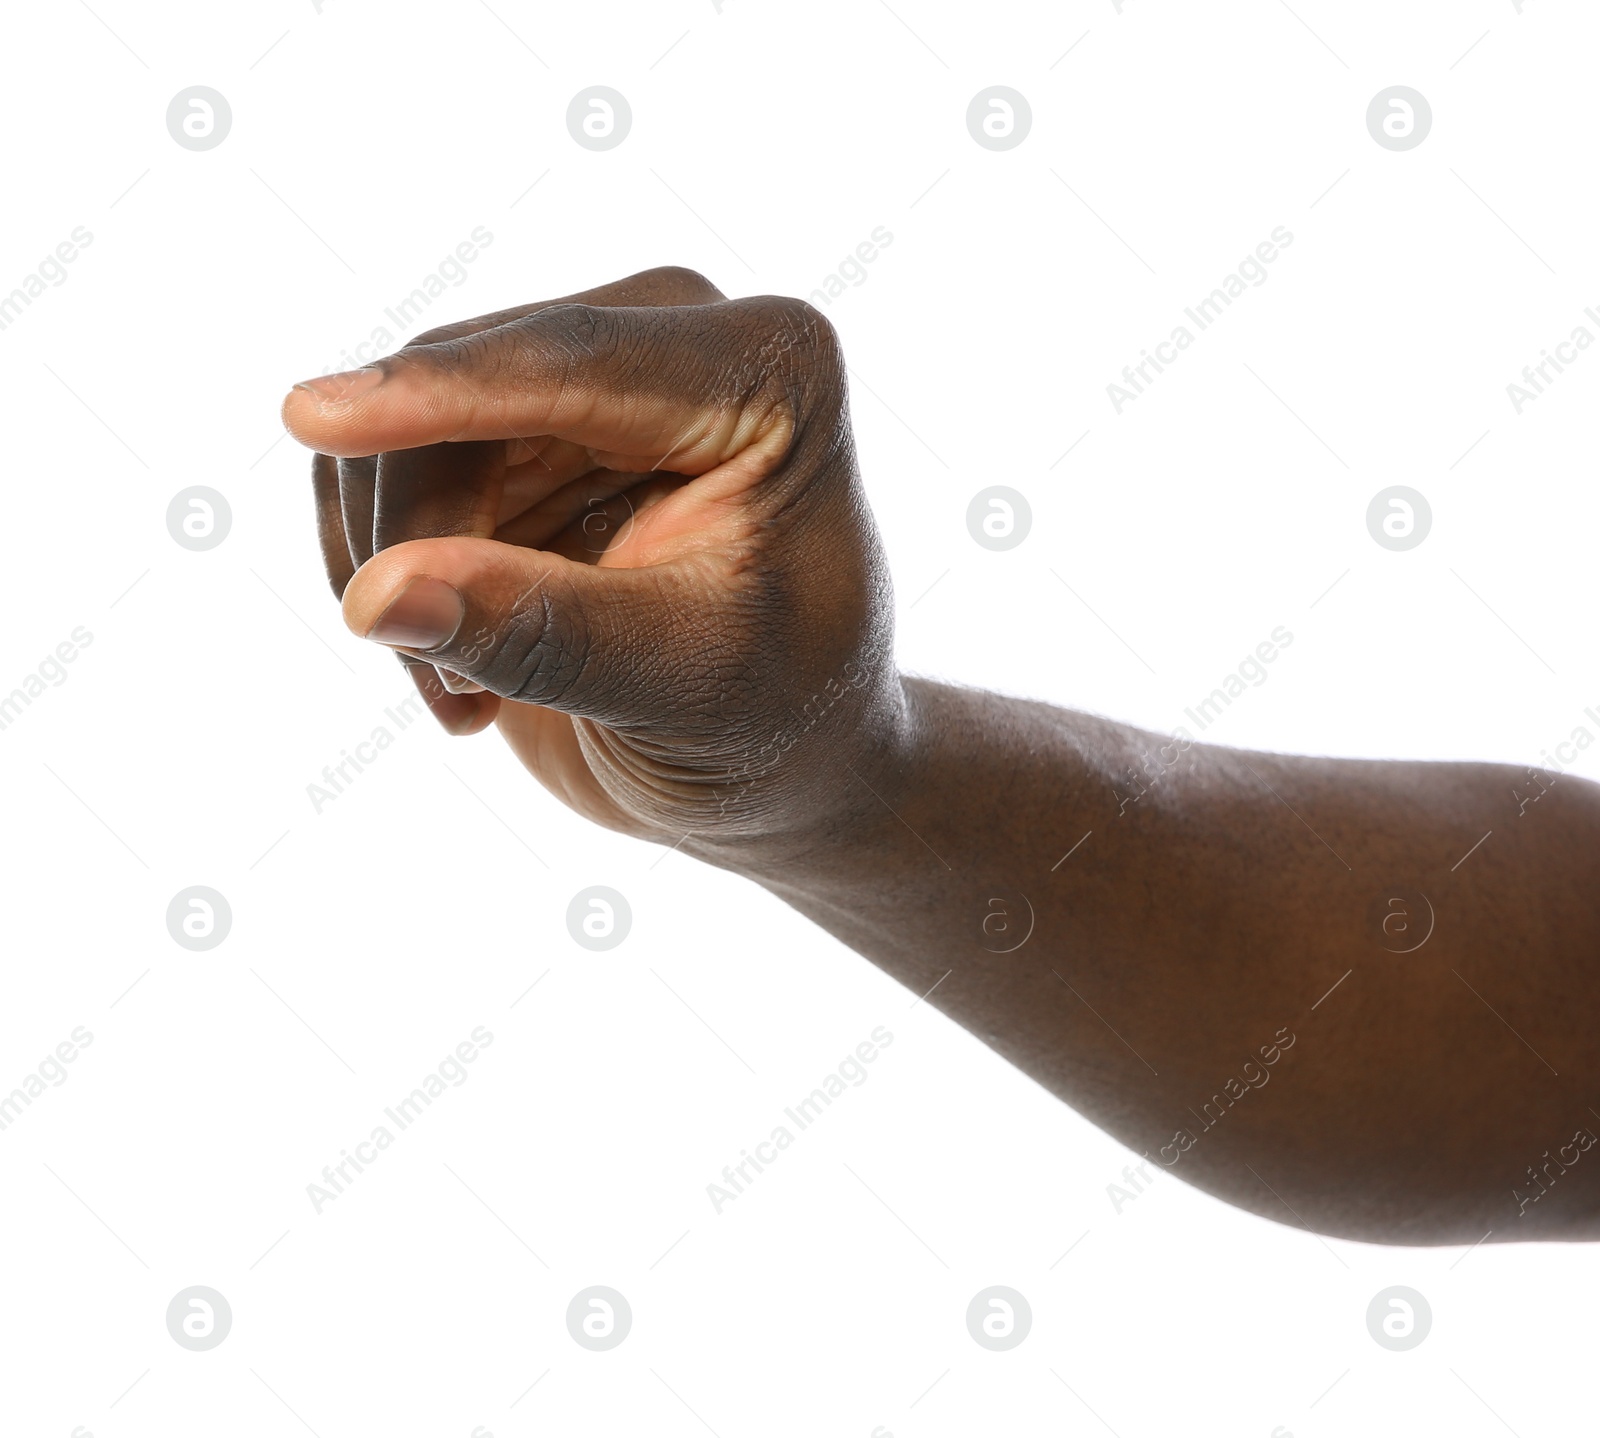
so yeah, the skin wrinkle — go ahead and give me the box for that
[498,585,586,708]
[287,264,1600,1247]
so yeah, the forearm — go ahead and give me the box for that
[717,676,1600,1245]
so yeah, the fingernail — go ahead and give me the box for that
[293,366,386,405]
[365,577,465,651]
[436,665,486,695]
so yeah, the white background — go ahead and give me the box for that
[1,1,1595,1435]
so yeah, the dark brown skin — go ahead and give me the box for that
[283,266,1600,1247]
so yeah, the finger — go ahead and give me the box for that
[338,455,378,569]
[371,437,506,697]
[492,470,689,561]
[283,295,828,490]
[436,667,486,695]
[374,438,506,551]
[340,536,711,732]
[497,437,596,524]
[311,452,355,599]
[400,651,499,736]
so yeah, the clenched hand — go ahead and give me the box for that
[282,266,905,860]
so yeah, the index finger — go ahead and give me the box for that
[281,294,822,481]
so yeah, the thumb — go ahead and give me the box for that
[342,537,709,730]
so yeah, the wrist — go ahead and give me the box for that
[688,666,921,880]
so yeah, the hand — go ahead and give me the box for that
[281,267,904,858]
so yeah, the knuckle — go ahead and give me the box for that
[641,265,724,303]
[440,327,519,381]
[522,301,608,350]
[409,320,465,347]
[401,303,615,398]
[739,295,842,384]
[714,299,844,450]
[503,304,613,390]
[396,328,533,425]
[466,587,595,710]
